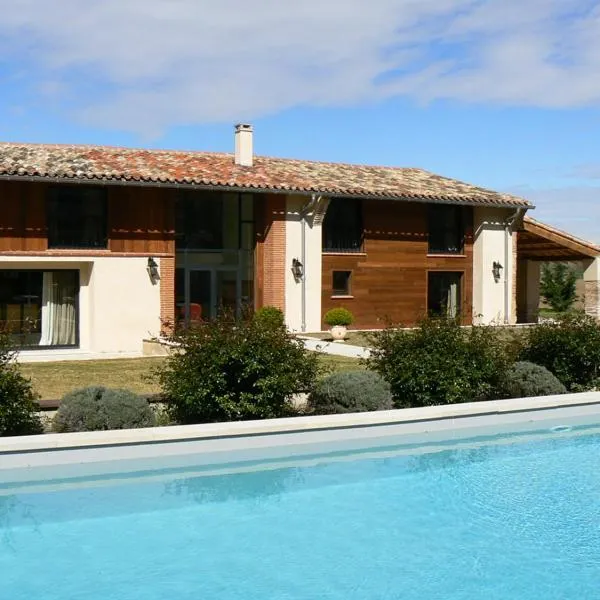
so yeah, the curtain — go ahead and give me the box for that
[40,272,77,346]
[446,279,458,318]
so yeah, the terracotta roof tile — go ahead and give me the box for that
[0,142,531,207]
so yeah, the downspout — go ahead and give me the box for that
[300,194,321,332]
[504,208,526,324]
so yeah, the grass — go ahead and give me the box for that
[21,353,363,401]
[21,357,165,401]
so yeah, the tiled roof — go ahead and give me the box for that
[0,142,531,207]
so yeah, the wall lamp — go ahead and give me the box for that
[492,261,503,283]
[147,257,160,284]
[292,258,304,282]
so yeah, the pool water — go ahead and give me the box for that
[1,429,599,600]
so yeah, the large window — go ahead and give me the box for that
[428,272,462,318]
[48,186,107,249]
[175,192,255,323]
[428,205,464,254]
[322,198,363,253]
[0,270,79,347]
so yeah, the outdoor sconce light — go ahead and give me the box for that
[292,258,304,282]
[147,257,160,284]
[492,261,503,283]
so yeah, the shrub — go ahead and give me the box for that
[324,308,354,327]
[540,263,578,313]
[0,332,42,437]
[53,387,156,432]
[308,370,393,415]
[156,313,319,424]
[501,361,567,399]
[367,318,510,408]
[520,313,600,390]
[252,306,285,329]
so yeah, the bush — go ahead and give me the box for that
[156,313,319,424]
[540,263,578,313]
[53,387,156,432]
[308,370,393,415]
[253,306,285,329]
[0,332,42,436]
[520,313,600,390]
[367,318,510,408]
[501,361,567,398]
[324,308,354,327]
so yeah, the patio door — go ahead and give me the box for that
[179,267,241,324]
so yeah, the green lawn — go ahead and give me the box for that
[20,353,363,401]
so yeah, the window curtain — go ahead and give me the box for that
[446,279,459,318]
[40,272,77,346]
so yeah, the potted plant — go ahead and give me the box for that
[324,308,354,341]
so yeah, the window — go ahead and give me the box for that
[0,270,79,347]
[428,205,464,254]
[428,272,462,318]
[48,187,107,249]
[176,192,225,250]
[332,271,352,296]
[323,198,363,253]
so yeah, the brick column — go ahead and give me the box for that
[159,256,175,333]
[584,257,600,319]
[261,195,286,310]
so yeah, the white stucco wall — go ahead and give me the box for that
[284,195,324,332]
[473,207,518,325]
[0,256,161,360]
[87,257,161,353]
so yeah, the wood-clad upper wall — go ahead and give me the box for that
[0,180,175,255]
[0,180,48,252]
[108,185,175,254]
[322,200,474,328]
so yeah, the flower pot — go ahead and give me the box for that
[330,325,347,341]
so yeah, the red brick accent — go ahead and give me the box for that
[159,256,175,333]
[261,195,286,310]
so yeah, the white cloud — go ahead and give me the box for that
[0,0,599,133]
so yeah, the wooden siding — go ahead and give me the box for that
[0,180,48,252]
[0,180,175,256]
[322,200,474,329]
[108,186,175,255]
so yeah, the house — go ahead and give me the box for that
[0,124,598,361]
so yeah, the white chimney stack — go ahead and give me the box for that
[234,123,253,167]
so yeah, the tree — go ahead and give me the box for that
[540,263,578,313]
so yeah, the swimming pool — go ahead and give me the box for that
[1,397,600,599]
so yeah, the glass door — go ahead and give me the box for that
[177,267,242,325]
[189,270,212,323]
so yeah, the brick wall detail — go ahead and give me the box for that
[159,256,175,332]
[261,195,286,310]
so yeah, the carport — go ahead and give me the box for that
[516,217,600,323]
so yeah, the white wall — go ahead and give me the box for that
[284,195,324,332]
[87,257,161,353]
[0,256,161,359]
[473,207,518,325]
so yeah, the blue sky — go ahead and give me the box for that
[1,0,600,241]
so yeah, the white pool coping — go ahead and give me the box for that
[2,392,600,492]
[3,392,600,455]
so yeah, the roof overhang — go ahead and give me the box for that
[0,173,532,209]
[518,217,600,261]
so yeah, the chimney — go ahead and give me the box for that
[234,123,253,167]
